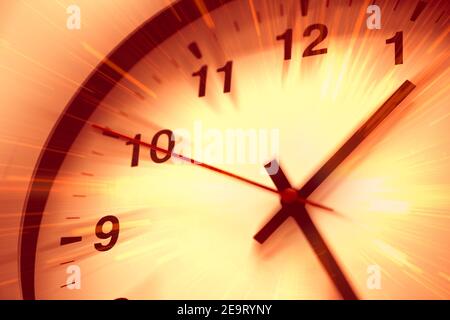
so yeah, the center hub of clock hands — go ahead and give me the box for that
[255,80,416,300]
[280,188,298,204]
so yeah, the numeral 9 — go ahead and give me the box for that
[95,215,120,252]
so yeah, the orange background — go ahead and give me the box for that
[0,0,170,299]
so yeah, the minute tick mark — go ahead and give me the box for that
[60,236,82,246]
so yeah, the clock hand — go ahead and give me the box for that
[91,124,334,211]
[264,162,358,300]
[254,80,416,243]
[292,205,358,299]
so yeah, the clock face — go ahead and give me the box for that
[20,0,449,299]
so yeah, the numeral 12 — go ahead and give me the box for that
[277,24,329,61]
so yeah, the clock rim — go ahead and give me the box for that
[19,0,236,300]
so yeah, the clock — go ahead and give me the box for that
[20,0,450,299]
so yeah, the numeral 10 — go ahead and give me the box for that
[126,129,175,167]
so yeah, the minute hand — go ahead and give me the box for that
[254,80,416,244]
[299,80,416,198]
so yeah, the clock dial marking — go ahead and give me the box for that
[60,281,75,289]
[60,236,82,246]
[410,1,428,22]
[188,41,203,59]
[300,0,309,17]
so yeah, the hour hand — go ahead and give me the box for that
[253,162,295,244]
[264,161,291,191]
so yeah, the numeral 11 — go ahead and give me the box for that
[193,61,233,97]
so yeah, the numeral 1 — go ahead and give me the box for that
[386,31,403,65]
[192,65,207,97]
[217,61,233,93]
[126,134,141,167]
[276,28,293,60]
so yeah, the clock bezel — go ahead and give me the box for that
[19,0,236,300]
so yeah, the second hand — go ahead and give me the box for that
[92,124,334,212]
